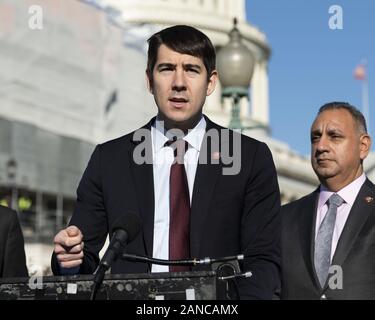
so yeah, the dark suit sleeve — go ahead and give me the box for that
[2,211,28,278]
[238,142,281,299]
[52,145,108,275]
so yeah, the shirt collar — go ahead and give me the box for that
[152,116,206,152]
[318,173,366,208]
[183,117,206,151]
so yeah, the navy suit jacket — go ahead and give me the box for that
[52,116,281,299]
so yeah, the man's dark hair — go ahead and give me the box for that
[146,25,216,85]
[318,101,368,134]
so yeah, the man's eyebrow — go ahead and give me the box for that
[311,128,344,136]
[156,63,175,69]
[311,129,322,135]
[184,63,202,70]
[326,127,344,133]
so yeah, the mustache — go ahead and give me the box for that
[315,157,332,162]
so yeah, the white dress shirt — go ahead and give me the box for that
[151,116,206,272]
[315,173,366,261]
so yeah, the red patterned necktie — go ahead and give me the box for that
[166,139,191,272]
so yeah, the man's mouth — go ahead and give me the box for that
[316,158,331,164]
[169,97,188,108]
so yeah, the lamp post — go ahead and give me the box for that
[216,18,255,131]
[6,158,18,211]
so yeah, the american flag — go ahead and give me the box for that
[353,63,367,81]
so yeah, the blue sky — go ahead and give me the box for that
[245,0,375,155]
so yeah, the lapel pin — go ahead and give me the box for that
[211,151,220,160]
[212,152,220,160]
[364,196,374,204]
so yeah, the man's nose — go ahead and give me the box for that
[315,135,329,153]
[172,69,187,91]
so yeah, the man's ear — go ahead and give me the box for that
[359,133,371,160]
[146,70,153,94]
[206,70,218,96]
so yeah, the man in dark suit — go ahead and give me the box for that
[51,25,281,299]
[0,205,28,278]
[281,102,375,299]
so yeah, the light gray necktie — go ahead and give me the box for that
[314,193,344,288]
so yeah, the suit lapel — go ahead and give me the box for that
[331,179,375,268]
[190,117,223,256]
[298,189,321,290]
[129,119,155,257]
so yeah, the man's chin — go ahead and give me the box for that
[166,112,201,125]
[313,165,336,178]
[315,170,337,181]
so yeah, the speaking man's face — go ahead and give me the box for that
[310,108,370,191]
[147,44,217,131]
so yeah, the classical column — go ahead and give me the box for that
[227,0,246,21]
[202,0,213,11]
[251,60,269,125]
[189,0,201,8]
[217,0,226,16]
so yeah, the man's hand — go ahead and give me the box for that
[54,226,84,269]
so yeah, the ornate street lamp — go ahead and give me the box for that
[216,18,255,130]
[6,158,18,211]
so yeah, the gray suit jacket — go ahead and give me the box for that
[281,178,375,299]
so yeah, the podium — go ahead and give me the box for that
[0,271,220,300]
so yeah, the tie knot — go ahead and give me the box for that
[165,139,188,163]
[328,193,344,207]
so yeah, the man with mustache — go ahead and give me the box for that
[51,25,281,299]
[281,102,375,299]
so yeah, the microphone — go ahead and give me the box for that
[99,215,140,270]
[90,213,141,300]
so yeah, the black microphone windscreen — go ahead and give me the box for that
[111,212,141,242]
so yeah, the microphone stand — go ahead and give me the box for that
[90,230,129,300]
[90,264,109,300]
[121,253,244,267]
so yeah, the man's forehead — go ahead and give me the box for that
[311,109,354,130]
[311,117,342,129]
[156,44,204,65]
